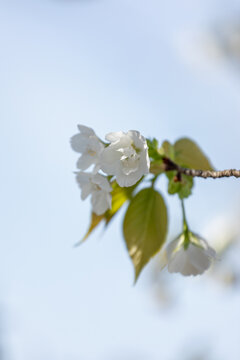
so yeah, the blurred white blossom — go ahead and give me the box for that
[100,130,150,187]
[166,233,216,276]
[70,125,104,173]
[76,172,112,215]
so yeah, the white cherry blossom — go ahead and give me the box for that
[100,130,150,187]
[166,233,216,276]
[70,125,104,173]
[76,172,112,215]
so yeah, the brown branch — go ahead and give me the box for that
[162,157,240,179]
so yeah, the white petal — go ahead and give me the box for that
[198,238,217,258]
[88,136,104,153]
[76,154,97,170]
[70,133,88,153]
[92,173,112,192]
[168,249,199,276]
[80,183,93,200]
[100,147,122,175]
[127,130,143,149]
[180,259,200,276]
[188,244,211,274]
[168,249,187,274]
[91,190,112,215]
[166,237,181,258]
[139,147,150,174]
[92,163,101,174]
[116,170,142,187]
[77,124,95,136]
[205,246,217,259]
[105,131,125,143]
[75,171,91,186]
[75,172,93,199]
[116,134,133,148]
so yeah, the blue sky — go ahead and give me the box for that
[0,0,240,359]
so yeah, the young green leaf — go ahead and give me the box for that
[76,212,104,245]
[160,140,175,160]
[147,138,162,161]
[178,175,193,199]
[174,138,213,170]
[167,171,194,199]
[105,181,133,224]
[123,188,168,282]
[150,160,165,175]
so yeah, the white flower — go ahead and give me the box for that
[75,171,112,215]
[166,233,216,276]
[70,125,104,173]
[100,130,150,187]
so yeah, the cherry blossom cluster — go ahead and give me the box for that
[70,125,150,215]
[70,125,216,277]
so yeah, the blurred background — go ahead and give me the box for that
[1,0,240,359]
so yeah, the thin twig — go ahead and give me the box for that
[162,157,240,179]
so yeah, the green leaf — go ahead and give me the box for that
[147,138,162,161]
[123,188,168,282]
[105,181,133,224]
[147,138,158,155]
[160,140,175,160]
[167,171,180,195]
[167,171,194,199]
[174,138,213,170]
[76,212,104,246]
[150,160,165,175]
[178,175,193,199]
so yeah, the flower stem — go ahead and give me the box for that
[181,199,190,249]
[151,175,159,188]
